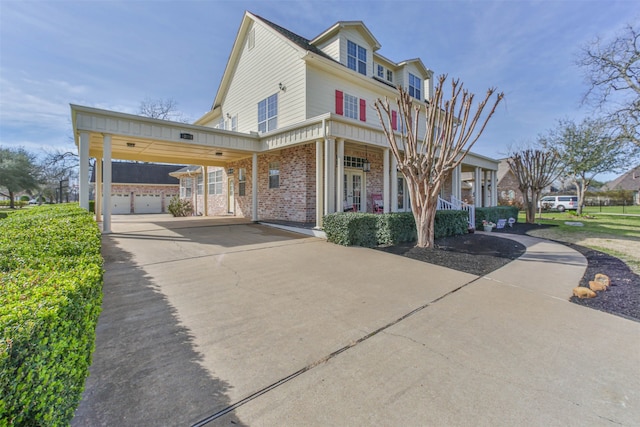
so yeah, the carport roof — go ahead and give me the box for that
[71,104,261,167]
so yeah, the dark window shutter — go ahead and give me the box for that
[359,99,366,121]
[391,110,397,130]
[335,90,344,115]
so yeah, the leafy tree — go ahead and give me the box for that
[138,98,190,122]
[375,75,503,247]
[40,149,79,202]
[539,118,638,215]
[507,148,563,223]
[577,23,640,146]
[0,147,41,208]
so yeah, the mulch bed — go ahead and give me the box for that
[376,223,640,322]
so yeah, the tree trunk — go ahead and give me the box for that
[414,196,438,248]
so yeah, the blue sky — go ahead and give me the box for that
[1,0,638,181]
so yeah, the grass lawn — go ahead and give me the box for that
[518,210,640,274]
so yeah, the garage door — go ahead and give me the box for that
[134,193,162,214]
[111,193,131,214]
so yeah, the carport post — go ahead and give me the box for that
[102,134,112,234]
[252,153,258,221]
[79,132,90,210]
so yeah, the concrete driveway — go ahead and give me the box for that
[73,215,640,426]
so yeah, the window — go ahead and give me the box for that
[269,162,280,189]
[347,40,367,75]
[217,117,226,130]
[238,168,246,196]
[344,94,358,120]
[231,115,237,132]
[344,156,368,169]
[336,90,366,122]
[197,174,203,195]
[409,73,422,100]
[377,64,384,78]
[208,170,223,195]
[181,177,193,198]
[258,94,278,133]
[386,69,393,82]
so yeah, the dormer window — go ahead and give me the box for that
[377,64,384,78]
[386,69,393,82]
[347,40,367,75]
[409,73,422,100]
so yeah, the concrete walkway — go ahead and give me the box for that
[73,216,640,426]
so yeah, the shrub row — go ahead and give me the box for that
[475,206,519,229]
[323,210,469,247]
[0,204,103,426]
[0,200,27,208]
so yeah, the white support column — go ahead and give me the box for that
[452,165,462,201]
[391,156,398,212]
[324,138,335,214]
[252,153,258,221]
[95,159,102,223]
[474,167,482,208]
[336,139,344,212]
[78,132,90,210]
[102,134,112,234]
[202,166,208,216]
[491,170,498,207]
[315,140,324,228]
[483,170,491,207]
[383,148,390,213]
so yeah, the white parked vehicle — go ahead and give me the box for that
[538,195,579,212]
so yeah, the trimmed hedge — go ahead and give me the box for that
[324,209,469,247]
[0,204,103,426]
[475,206,519,229]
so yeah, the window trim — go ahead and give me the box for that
[268,161,280,189]
[208,169,223,195]
[258,93,278,133]
[347,40,367,75]
[409,73,422,100]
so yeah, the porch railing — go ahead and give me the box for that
[437,195,475,229]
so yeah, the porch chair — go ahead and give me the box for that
[372,194,383,214]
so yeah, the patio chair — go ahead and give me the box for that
[372,194,383,213]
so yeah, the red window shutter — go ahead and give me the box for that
[391,111,397,130]
[359,99,366,121]
[335,90,344,115]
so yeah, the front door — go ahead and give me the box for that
[344,170,364,212]
[228,177,235,214]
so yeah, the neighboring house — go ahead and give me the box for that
[91,162,184,214]
[602,165,640,205]
[72,12,500,232]
[496,158,525,207]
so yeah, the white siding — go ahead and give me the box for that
[316,38,340,62]
[219,21,307,135]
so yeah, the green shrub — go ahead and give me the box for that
[168,196,193,217]
[325,209,469,247]
[0,204,103,426]
[475,206,519,229]
[89,200,95,213]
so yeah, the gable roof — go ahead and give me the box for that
[91,162,184,184]
[310,20,381,51]
[602,165,640,191]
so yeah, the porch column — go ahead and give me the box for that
[474,167,482,208]
[95,159,102,223]
[252,153,258,221]
[483,170,491,207]
[391,156,398,212]
[78,132,89,210]
[202,166,208,216]
[383,148,390,213]
[102,134,112,234]
[452,165,462,201]
[324,138,335,214]
[336,139,344,212]
[491,170,498,207]
[315,140,324,228]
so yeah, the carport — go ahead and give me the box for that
[71,104,261,233]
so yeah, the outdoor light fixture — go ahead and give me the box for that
[362,145,371,172]
[127,142,136,147]
[180,132,194,140]
[215,151,223,156]
[279,82,286,91]
[226,113,231,119]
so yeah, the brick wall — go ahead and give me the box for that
[497,170,525,206]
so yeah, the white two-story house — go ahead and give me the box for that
[72,11,499,233]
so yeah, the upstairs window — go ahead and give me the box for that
[335,90,366,122]
[409,73,422,100]
[347,40,367,75]
[386,69,393,82]
[258,94,278,133]
[231,115,237,132]
[377,64,384,78]
[344,94,359,120]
